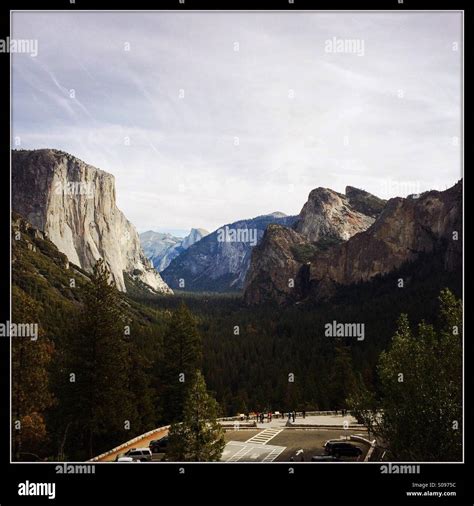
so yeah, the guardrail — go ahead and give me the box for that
[88,424,170,462]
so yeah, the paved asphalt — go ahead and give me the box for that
[223,428,368,462]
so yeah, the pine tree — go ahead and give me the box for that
[167,371,225,461]
[12,287,54,460]
[159,302,202,423]
[126,328,158,434]
[59,259,132,459]
[330,346,357,410]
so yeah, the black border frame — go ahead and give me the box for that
[0,2,470,505]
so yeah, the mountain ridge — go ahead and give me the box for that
[244,181,462,305]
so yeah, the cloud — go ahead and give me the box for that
[12,11,462,231]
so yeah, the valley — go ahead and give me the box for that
[10,148,463,463]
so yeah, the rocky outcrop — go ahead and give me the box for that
[244,186,384,304]
[162,213,298,292]
[12,149,172,294]
[243,224,312,305]
[244,181,462,305]
[309,182,462,293]
[141,228,209,272]
[181,228,208,250]
[294,187,383,243]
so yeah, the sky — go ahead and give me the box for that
[12,11,462,234]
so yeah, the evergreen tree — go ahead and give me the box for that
[12,287,54,460]
[126,327,158,434]
[159,303,202,423]
[167,371,225,461]
[348,289,462,461]
[59,259,132,459]
[329,346,357,410]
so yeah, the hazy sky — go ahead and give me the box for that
[12,11,462,234]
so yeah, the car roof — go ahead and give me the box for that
[129,447,150,452]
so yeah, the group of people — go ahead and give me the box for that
[243,409,307,423]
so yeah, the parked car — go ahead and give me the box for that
[324,441,362,458]
[116,456,140,462]
[122,447,152,462]
[149,436,169,453]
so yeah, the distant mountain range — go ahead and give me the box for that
[11,148,462,304]
[140,228,209,272]
[161,213,298,292]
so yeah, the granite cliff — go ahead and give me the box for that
[244,182,461,305]
[12,149,172,294]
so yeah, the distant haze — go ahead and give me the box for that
[12,11,462,232]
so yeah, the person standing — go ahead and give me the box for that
[302,409,306,419]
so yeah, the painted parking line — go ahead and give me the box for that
[245,428,283,445]
[221,441,286,462]
[228,445,252,462]
[262,447,285,462]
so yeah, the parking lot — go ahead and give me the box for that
[97,413,369,463]
[222,428,368,462]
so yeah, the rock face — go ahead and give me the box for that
[161,213,298,292]
[244,182,462,305]
[294,187,382,243]
[309,182,462,290]
[140,231,182,269]
[181,228,209,250]
[244,186,383,304]
[141,228,209,272]
[12,149,172,294]
[243,224,312,305]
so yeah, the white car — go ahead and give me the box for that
[116,456,140,462]
[123,447,152,462]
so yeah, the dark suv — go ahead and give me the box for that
[324,441,363,458]
[149,436,169,453]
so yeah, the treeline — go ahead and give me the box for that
[12,258,222,461]
[138,250,462,417]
